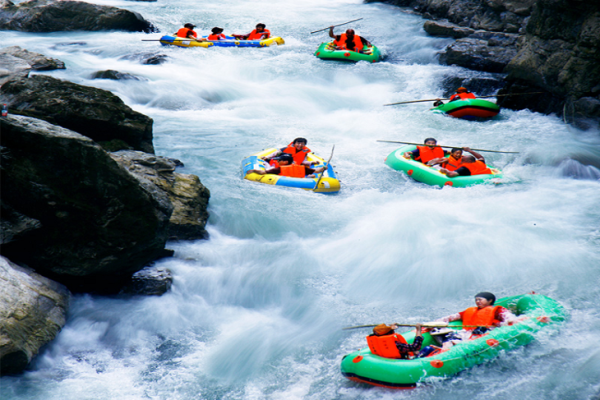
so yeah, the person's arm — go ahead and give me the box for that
[443,166,470,177]
[404,149,419,159]
[360,36,371,46]
[427,157,447,166]
[495,307,517,326]
[260,150,281,161]
[463,147,484,161]
[437,313,462,323]
[328,27,336,39]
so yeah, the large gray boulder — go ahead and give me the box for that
[0,46,65,70]
[0,75,154,153]
[0,115,172,292]
[0,54,30,86]
[110,151,210,240]
[0,0,156,32]
[0,256,70,375]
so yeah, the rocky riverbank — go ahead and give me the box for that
[0,46,209,374]
[367,0,600,129]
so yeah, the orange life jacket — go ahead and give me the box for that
[279,164,306,178]
[176,28,197,38]
[283,143,311,165]
[462,306,500,330]
[441,155,463,171]
[463,160,492,176]
[366,333,409,359]
[247,29,270,40]
[415,145,445,164]
[334,34,364,52]
[269,160,280,168]
[450,92,477,101]
[207,33,226,40]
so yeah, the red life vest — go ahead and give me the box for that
[334,34,364,52]
[441,155,463,171]
[283,143,311,165]
[366,333,409,359]
[176,28,197,38]
[247,29,270,40]
[416,145,445,164]
[462,306,500,330]
[268,160,280,168]
[207,33,226,40]
[450,92,477,101]
[279,164,306,178]
[463,160,492,176]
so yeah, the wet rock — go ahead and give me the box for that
[424,20,474,38]
[439,35,517,73]
[121,266,173,296]
[0,54,30,86]
[0,0,156,33]
[110,151,210,241]
[91,70,143,81]
[0,46,65,70]
[143,54,168,65]
[0,256,70,376]
[0,75,154,153]
[0,115,172,292]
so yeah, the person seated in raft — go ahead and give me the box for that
[366,323,424,359]
[261,137,315,166]
[232,23,270,40]
[440,148,493,177]
[428,147,464,171]
[207,27,227,41]
[175,23,207,41]
[246,154,325,178]
[449,87,477,102]
[403,138,449,165]
[328,28,371,53]
[434,292,517,340]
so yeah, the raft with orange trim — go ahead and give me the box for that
[314,42,382,63]
[385,145,503,188]
[159,35,284,48]
[242,148,340,193]
[341,293,566,389]
[432,98,500,120]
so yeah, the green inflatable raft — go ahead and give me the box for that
[341,293,567,389]
[314,42,382,63]
[432,98,500,120]
[385,145,503,188]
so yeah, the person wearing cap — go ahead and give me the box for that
[246,153,325,178]
[403,138,449,165]
[328,27,371,53]
[366,323,423,359]
[233,23,271,40]
[175,23,206,41]
[207,27,227,41]
[437,292,516,335]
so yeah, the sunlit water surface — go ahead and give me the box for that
[1,0,600,399]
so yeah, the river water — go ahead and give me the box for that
[2,0,600,399]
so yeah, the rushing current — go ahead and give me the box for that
[2,0,600,398]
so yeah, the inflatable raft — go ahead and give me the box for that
[341,293,567,389]
[432,98,500,120]
[242,148,340,193]
[314,42,382,63]
[385,145,502,188]
[159,35,285,48]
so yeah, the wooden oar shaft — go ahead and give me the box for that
[313,145,335,191]
[343,323,492,330]
[384,92,545,106]
[376,140,520,154]
[310,18,363,34]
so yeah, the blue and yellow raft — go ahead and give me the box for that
[242,148,340,193]
[159,35,285,48]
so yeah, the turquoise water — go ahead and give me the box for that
[1,0,600,399]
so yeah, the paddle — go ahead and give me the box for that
[141,38,207,43]
[376,140,520,154]
[313,145,335,191]
[383,92,545,106]
[343,322,492,330]
[310,18,364,34]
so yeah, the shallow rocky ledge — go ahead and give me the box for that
[0,46,65,85]
[0,0,156,32]
[0,256,70,376]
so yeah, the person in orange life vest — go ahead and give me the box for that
[366,323,424,359]
[261,138,314,166]
[441,147,492,177]
[232,23,270,40]
[436,292,516,336]
[403,138,449,165]
[207,27,226,41]
[246,154,325,178]
[449,87,477,101]
[328,27,371,53]
[175,23,206,41]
